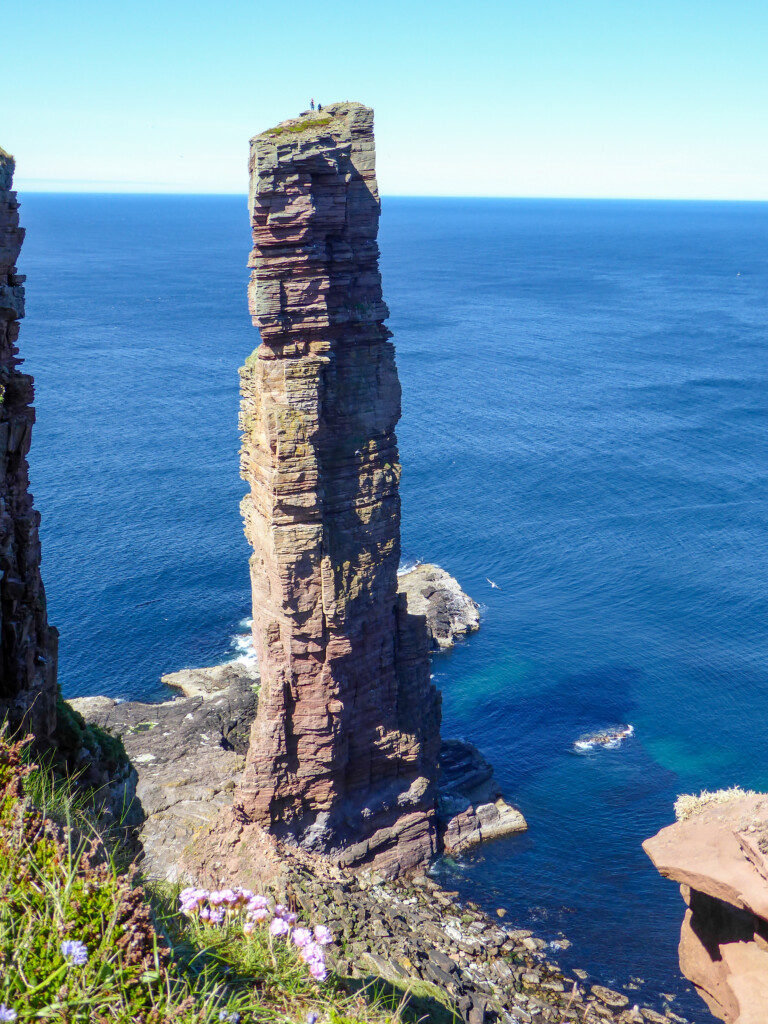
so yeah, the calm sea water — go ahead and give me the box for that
[19,195,768,1018]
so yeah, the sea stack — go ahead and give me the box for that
[0,148,58,743]
[238,103,441,876]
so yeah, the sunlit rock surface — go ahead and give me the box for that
[237,103,441,876]
[644,792,768,1023]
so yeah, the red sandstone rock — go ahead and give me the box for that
[644,794,768,1023]
[0,148,57,743]
[236,104,441,876]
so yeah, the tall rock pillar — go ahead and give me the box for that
[238,103,441,876]
[0,148,58,743]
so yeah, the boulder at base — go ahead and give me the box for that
[438,739,527,853]
[397,564,480,649]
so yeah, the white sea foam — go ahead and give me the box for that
[573,724,634,753]
[397,556,422,576]
[230,617,258,666]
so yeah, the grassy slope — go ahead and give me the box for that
[0,729,450,1024]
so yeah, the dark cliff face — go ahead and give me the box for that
[238,103,441,876]
[0,148,58,743]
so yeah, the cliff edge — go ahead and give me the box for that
[644,790,768,1024]
[0,147,58,744]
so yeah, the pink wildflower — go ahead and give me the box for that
[301,940,328,981]
[292,927,312,948]
[313,924,333,945]
[269,917,291,938]
[308,960,327,981]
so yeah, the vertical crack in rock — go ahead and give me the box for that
[238,103,441,876]
[0,148,58,742]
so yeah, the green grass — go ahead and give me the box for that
[268,118,332,138]
[0,728,426,1024]
[54,692,127,774]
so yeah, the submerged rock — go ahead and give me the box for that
[397,564,481,649]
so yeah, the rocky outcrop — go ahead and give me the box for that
[0,147,58,744]
[398,564,481,649]
[181,820,672,1024]
[644,791,768,1024]
[438,739,527,853]
[70,664,258,879]
[237,102,441,876]
[161,660,260,700]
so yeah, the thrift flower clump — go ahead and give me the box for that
[178,887,334,982]
[0,1006,17,1021]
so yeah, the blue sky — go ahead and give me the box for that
[5,0,767,198]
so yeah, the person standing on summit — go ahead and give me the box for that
[310,98,315,111]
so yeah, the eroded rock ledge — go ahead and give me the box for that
[440,739,526,853]
[644,791,768,1024]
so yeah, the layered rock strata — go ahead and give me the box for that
[644,791,768,1024]
[439,739,527,853]
[0,148,58,743]
[237,102,441,876]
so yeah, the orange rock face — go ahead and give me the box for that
[237,104,441,876]
[644,794,768,1024]
[0,148,58,743]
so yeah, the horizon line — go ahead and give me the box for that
[12,189,768,204]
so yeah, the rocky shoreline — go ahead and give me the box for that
[67,566,692,1024]
[71,565,521,881]
[287,866,686,1024]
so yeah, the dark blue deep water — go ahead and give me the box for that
[18,195,768,1019]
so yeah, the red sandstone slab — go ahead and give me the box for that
[643,795,768,920]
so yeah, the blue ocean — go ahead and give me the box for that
[19,195,768,1019]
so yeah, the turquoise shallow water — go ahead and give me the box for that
[19,194,768,1019]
